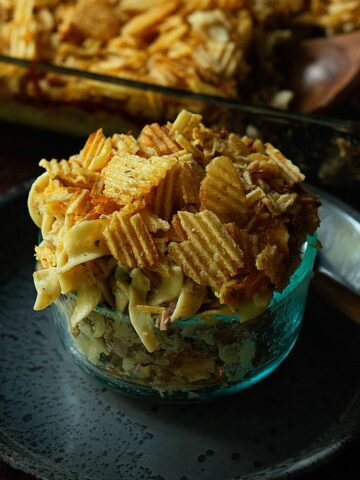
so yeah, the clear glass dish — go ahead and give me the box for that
[52,234,317,402]
[0,55,359,189]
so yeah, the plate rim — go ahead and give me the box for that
[0,182,360,480]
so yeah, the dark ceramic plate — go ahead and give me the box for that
[0,183,359,480]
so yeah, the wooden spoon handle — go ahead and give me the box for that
[311,271,360,325]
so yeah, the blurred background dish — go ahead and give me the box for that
[0,0,359,115]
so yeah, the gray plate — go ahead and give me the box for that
[0,183,359,480]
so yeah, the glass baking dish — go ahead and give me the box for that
[0,54,359,188]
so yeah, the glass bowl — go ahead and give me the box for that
[52,235,317,402]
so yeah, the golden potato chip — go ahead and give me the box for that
[245,186,265,205]
[274,192,297,212]
[41,186,74,207]
[149,24,188,53]
[199,155,247,223]
[121,1,179,37]
[192,41,240,78]
[139,208,170,233]
[103,153,176,204]
[83,195,120,221]
[265,144,305,185]
[261,193,281,216]
[103,211,161,269]
[111,133,139,155]
[148,158,201,220]
[138,123,180,157]
[90,174,104,195]
[247,154,280,179]
[174,132,203,160]
[35,240,57,269]
[217,273,272,311]
[68,0,120,42]
[220,133,250,161]
[80,128,112,172]
[66,189,91,216]
[168,210,243,288]
[170,110,203,137]
[39,159,72,178]
[149,164,178,221]
[178,160,202,205]
[255,244,285,288]
[166,214,187,242]
[39,158,100,189]
[259,223,290,255]
[121,0,169,11]
[121,199,147,216]
[9,0,36,59]
[225,223,259,270]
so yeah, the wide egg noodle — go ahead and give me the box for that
[58,264,91,294]
[33,267,61,310]
[27,172,50,228]
[128,269,159,353]
[61,218,110,272]
[171,279,206,322]
[71,284,102,334]
[149,265,183,306]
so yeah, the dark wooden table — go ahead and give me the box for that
[0,120,359,480]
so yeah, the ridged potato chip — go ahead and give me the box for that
[66,189,91,216]
[256,244,285,288]
[217,273,272,311]
[103,211,161,269]
[149,159,201,220]
[103,153,176,204]
[39,158,100,189]
[178,160,202,205]
[138,123,180,157]
[111,133,139,155]
[149,164,178,221]
[265,144,305,185]
[199,155,247,223]
[166,214,187,242]
[168,210,243,288]
[121,1,179,37]
[170,110,203,137]
[80,128,112,172]
[139,208,170,233]
[225,223,259,271]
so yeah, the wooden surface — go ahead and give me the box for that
[0,120,359,480]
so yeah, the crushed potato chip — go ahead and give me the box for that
[265,144,305,185]
[138,123,181,157]
[80,128,112,172]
